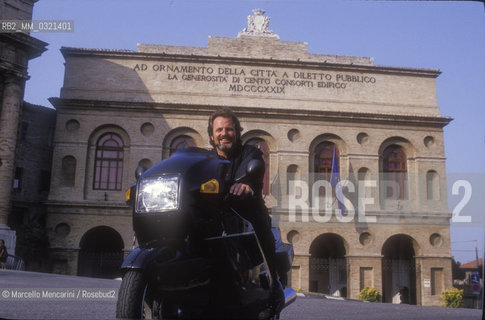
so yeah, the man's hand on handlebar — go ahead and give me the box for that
[229,183,254,197]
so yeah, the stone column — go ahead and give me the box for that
[0,78,22,252]
[293,254,310,291]
[346,255,384,300]
[414,256,423,306]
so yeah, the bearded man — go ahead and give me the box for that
[207,107,284,310]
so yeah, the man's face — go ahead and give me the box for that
[211,116,236,156]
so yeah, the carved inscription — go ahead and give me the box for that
[133,63,377,95]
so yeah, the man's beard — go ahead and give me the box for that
[215,136,234,153]
[216,141,233,152]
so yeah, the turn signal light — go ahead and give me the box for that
[200,179,219,194]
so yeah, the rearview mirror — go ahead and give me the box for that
[135,165,147,180]
[245,159,265,180]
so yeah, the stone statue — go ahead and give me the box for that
[238,9,279,39]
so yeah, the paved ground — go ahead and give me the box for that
[0,269,120,319]
[282,293,482,320]
[0,269,482,319]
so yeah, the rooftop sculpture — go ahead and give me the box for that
[238,9,279,39]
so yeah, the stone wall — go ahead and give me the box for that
[0,0,35,20]
[59,46,440,117]
[12,103,56,206]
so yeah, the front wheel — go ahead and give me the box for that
[116,270,163,319]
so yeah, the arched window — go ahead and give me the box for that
[94,133,124,190]
[314,142,339,180]
[169,135,196,156]
[246,138,270,195]
[383,145,407,199]
[138,159,153,171]
[313,142,339,199]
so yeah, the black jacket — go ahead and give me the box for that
[214,144,266,211]
[214,144,275,271]
[228,144,264,196]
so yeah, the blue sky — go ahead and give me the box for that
[24,0,485,263]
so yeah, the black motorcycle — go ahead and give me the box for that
[116,147,296,319]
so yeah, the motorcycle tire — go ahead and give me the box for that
[116,270,146,318]
[116,270,163,319]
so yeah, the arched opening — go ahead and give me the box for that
[169,135,197,156]
[85,125,130,200]
[287,165,301,198]
[61,155,76,187]
[314,142,339,179]
[310,141,340,201]
[381,234,418,304]
[309,233,347,297]
[426,170,440,200]
[162,127,202,159]
[381,144,408,200]
[358,167,372,198]
[78,226,124,279]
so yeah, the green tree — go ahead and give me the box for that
[451,258,466,280]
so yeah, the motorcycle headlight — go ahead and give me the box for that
[135,175,180,213]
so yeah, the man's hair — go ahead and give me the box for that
[207,108,243,147]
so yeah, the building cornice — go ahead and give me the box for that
[1,33,48,60]
[414,255,453,259]
[0,33,48,80]
[49,97,453,128]
[59,46,441,78]
[45,200,130,210]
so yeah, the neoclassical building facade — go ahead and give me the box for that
[46,11,452,306]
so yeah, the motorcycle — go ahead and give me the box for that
[116,147,296,319]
